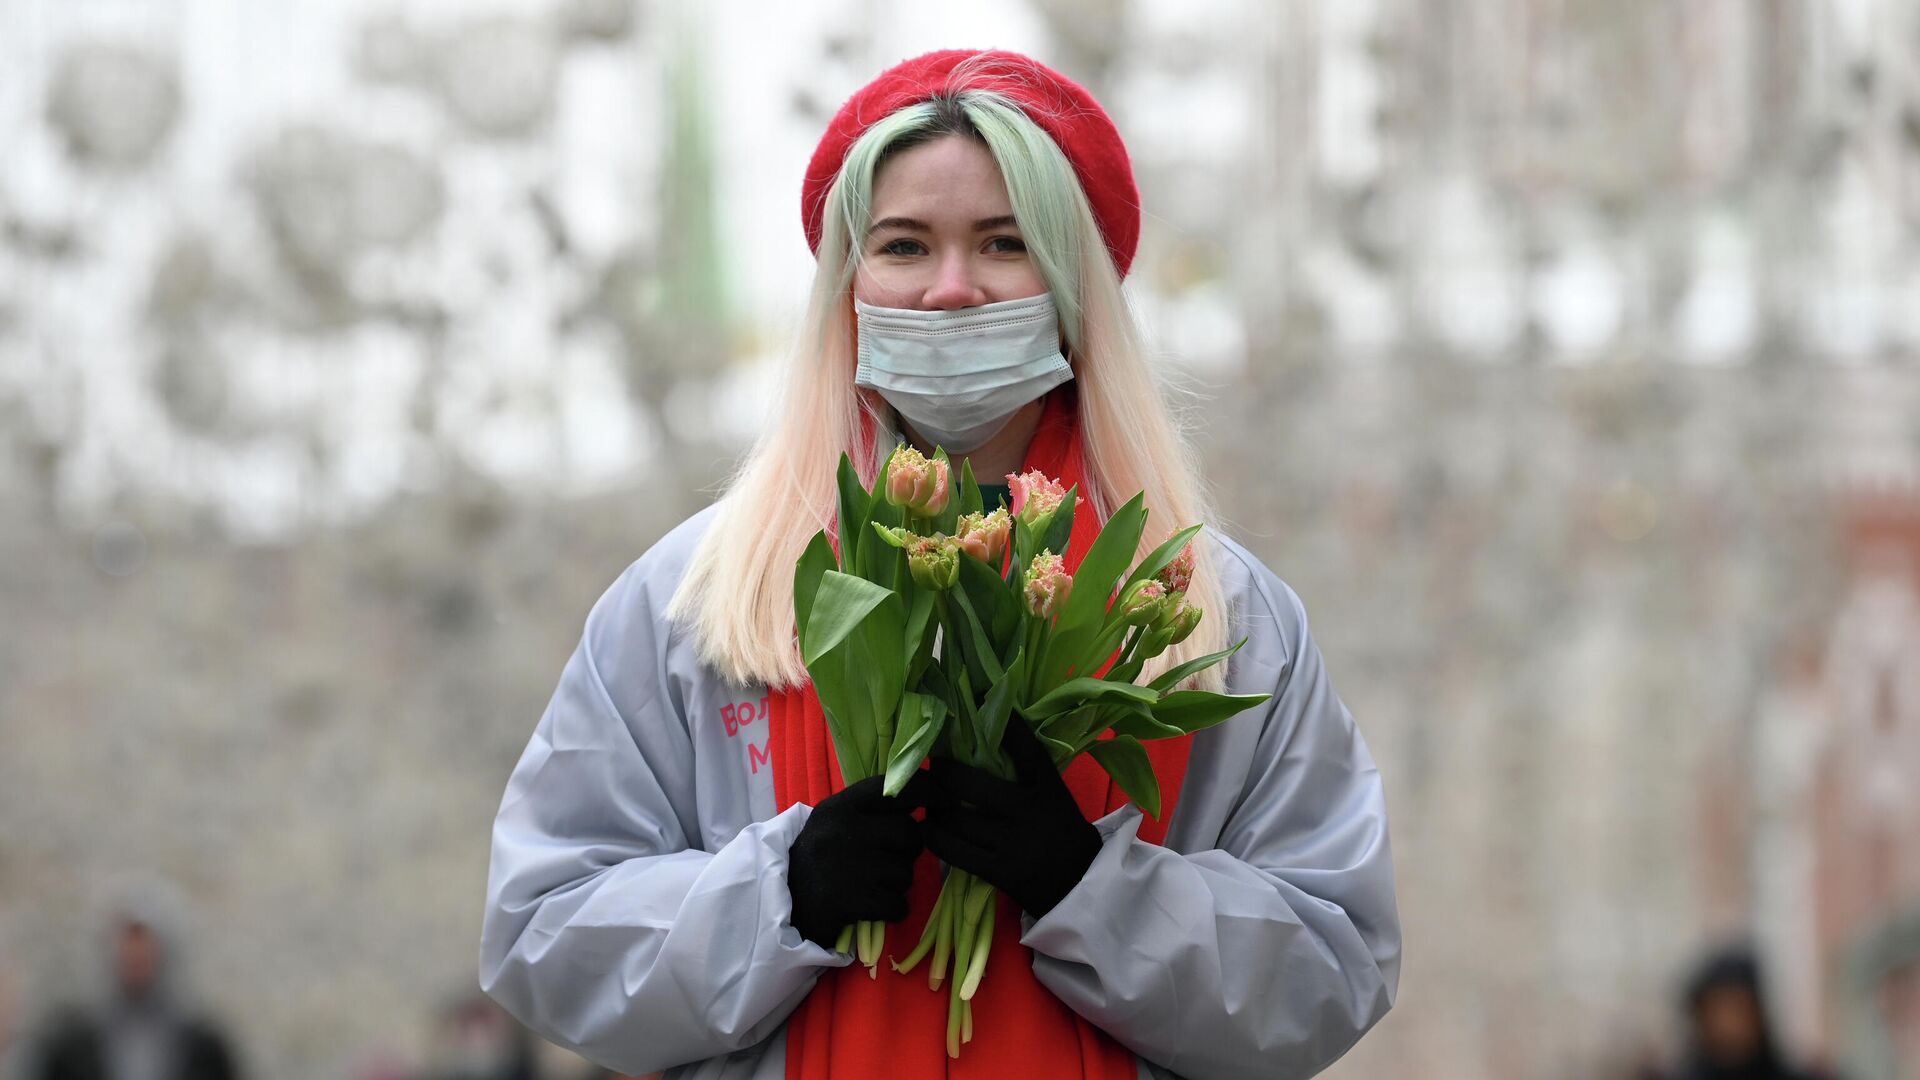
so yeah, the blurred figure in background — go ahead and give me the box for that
[1,945,25,1080]
[25,892,241,1080]
[1653,945,1836,1080]
[424,994,538,1080]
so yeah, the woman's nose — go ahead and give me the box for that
[921,251,989,310]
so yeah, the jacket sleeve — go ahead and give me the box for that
[1020,563,1401,1080]
[477,559,846,1075]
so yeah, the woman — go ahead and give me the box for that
[479,49,1399,1080]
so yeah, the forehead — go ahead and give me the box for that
[870,135,1013,219]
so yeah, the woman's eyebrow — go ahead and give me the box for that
[868,216,929,236]
[866,214,1021,237]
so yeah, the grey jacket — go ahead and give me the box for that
[478,503,1400,1079]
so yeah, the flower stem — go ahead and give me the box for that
[1121,624,1143,667]
[946,968,964,1058]
[958,893,994,1000]
[893,874,951,974]
[930,871,958,990]
[834,924,854,955]
[857,919,883,974]
[951,875,975,997]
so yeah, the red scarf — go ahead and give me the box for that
[768,389,1195,1078]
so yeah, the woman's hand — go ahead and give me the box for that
[922,719,1102,919]
[787,774,931,947]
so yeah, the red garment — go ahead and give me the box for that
[800,49,1142,279]
[769,390,1194,1078]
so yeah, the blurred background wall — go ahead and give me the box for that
[3,1,1920,1078]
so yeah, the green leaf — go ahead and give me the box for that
[1034,725,1076,772]
[956,553,1017,651]
[868,488,904,529]
[865,538,906,592]
[801,571,895,665]
[1039,493,1146,687]
[1039,484,1078,559]
[948,665,977,762]
[920,661,953,711]
[903,588,937,685]
[1146,637,1248,693]
[1023,676,1158,720]
[836,454,871,576]
[1106,699,1187,743]
[1037,703,1114,756]
[1083,620,1132,674]
[948,586,1005,685]
[884,692,948,796]
[1151,690,1273,735]
[1038,615,1113,691]
[793,530,836,634]
[801,572,908,779]
[857,450,906,588]
[810,653,875,779]
[970,648,1023,761]
[1061,493,1145,631]
[957,458,983,517]
[1088,735,1161,818]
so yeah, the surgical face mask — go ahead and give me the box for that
[853,292,1074,454]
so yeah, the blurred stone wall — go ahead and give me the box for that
[5,2,1920,1078]
[0,483,669,1076]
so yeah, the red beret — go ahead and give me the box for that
[800,48,1141,278]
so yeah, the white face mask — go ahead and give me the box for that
[853,292,1074,454]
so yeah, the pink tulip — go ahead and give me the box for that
[885,447,951,517]
[1006,469,1066,526]
[922,458,951,516]
[886,461,918,507]
[1157,541,1195,595]
[956,533,988,562]
[906,533,960,591]
[1023,550,1072,621]
[955,509,1012,565]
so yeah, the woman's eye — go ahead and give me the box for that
[986,236,1027,254]
[878,238,927,256]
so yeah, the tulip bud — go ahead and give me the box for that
[921,457,951,517]
[955,508,1012,565]
[1165,599,1203,645]
[1156,541,1195,595]
[1006,469,1067,530]
[885,459,918,507]
[885,447,952,518]
[907,534,960,591]
[1023,550,1072,620]
[1119,579,1168,626]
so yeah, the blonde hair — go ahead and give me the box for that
[668,82,1227,692]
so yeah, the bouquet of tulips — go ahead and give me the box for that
[791,445,1269,1055]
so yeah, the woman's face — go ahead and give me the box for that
[853,134,1048,311]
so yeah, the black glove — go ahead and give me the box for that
[787,773,930,947]
[922,717,1102,919]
